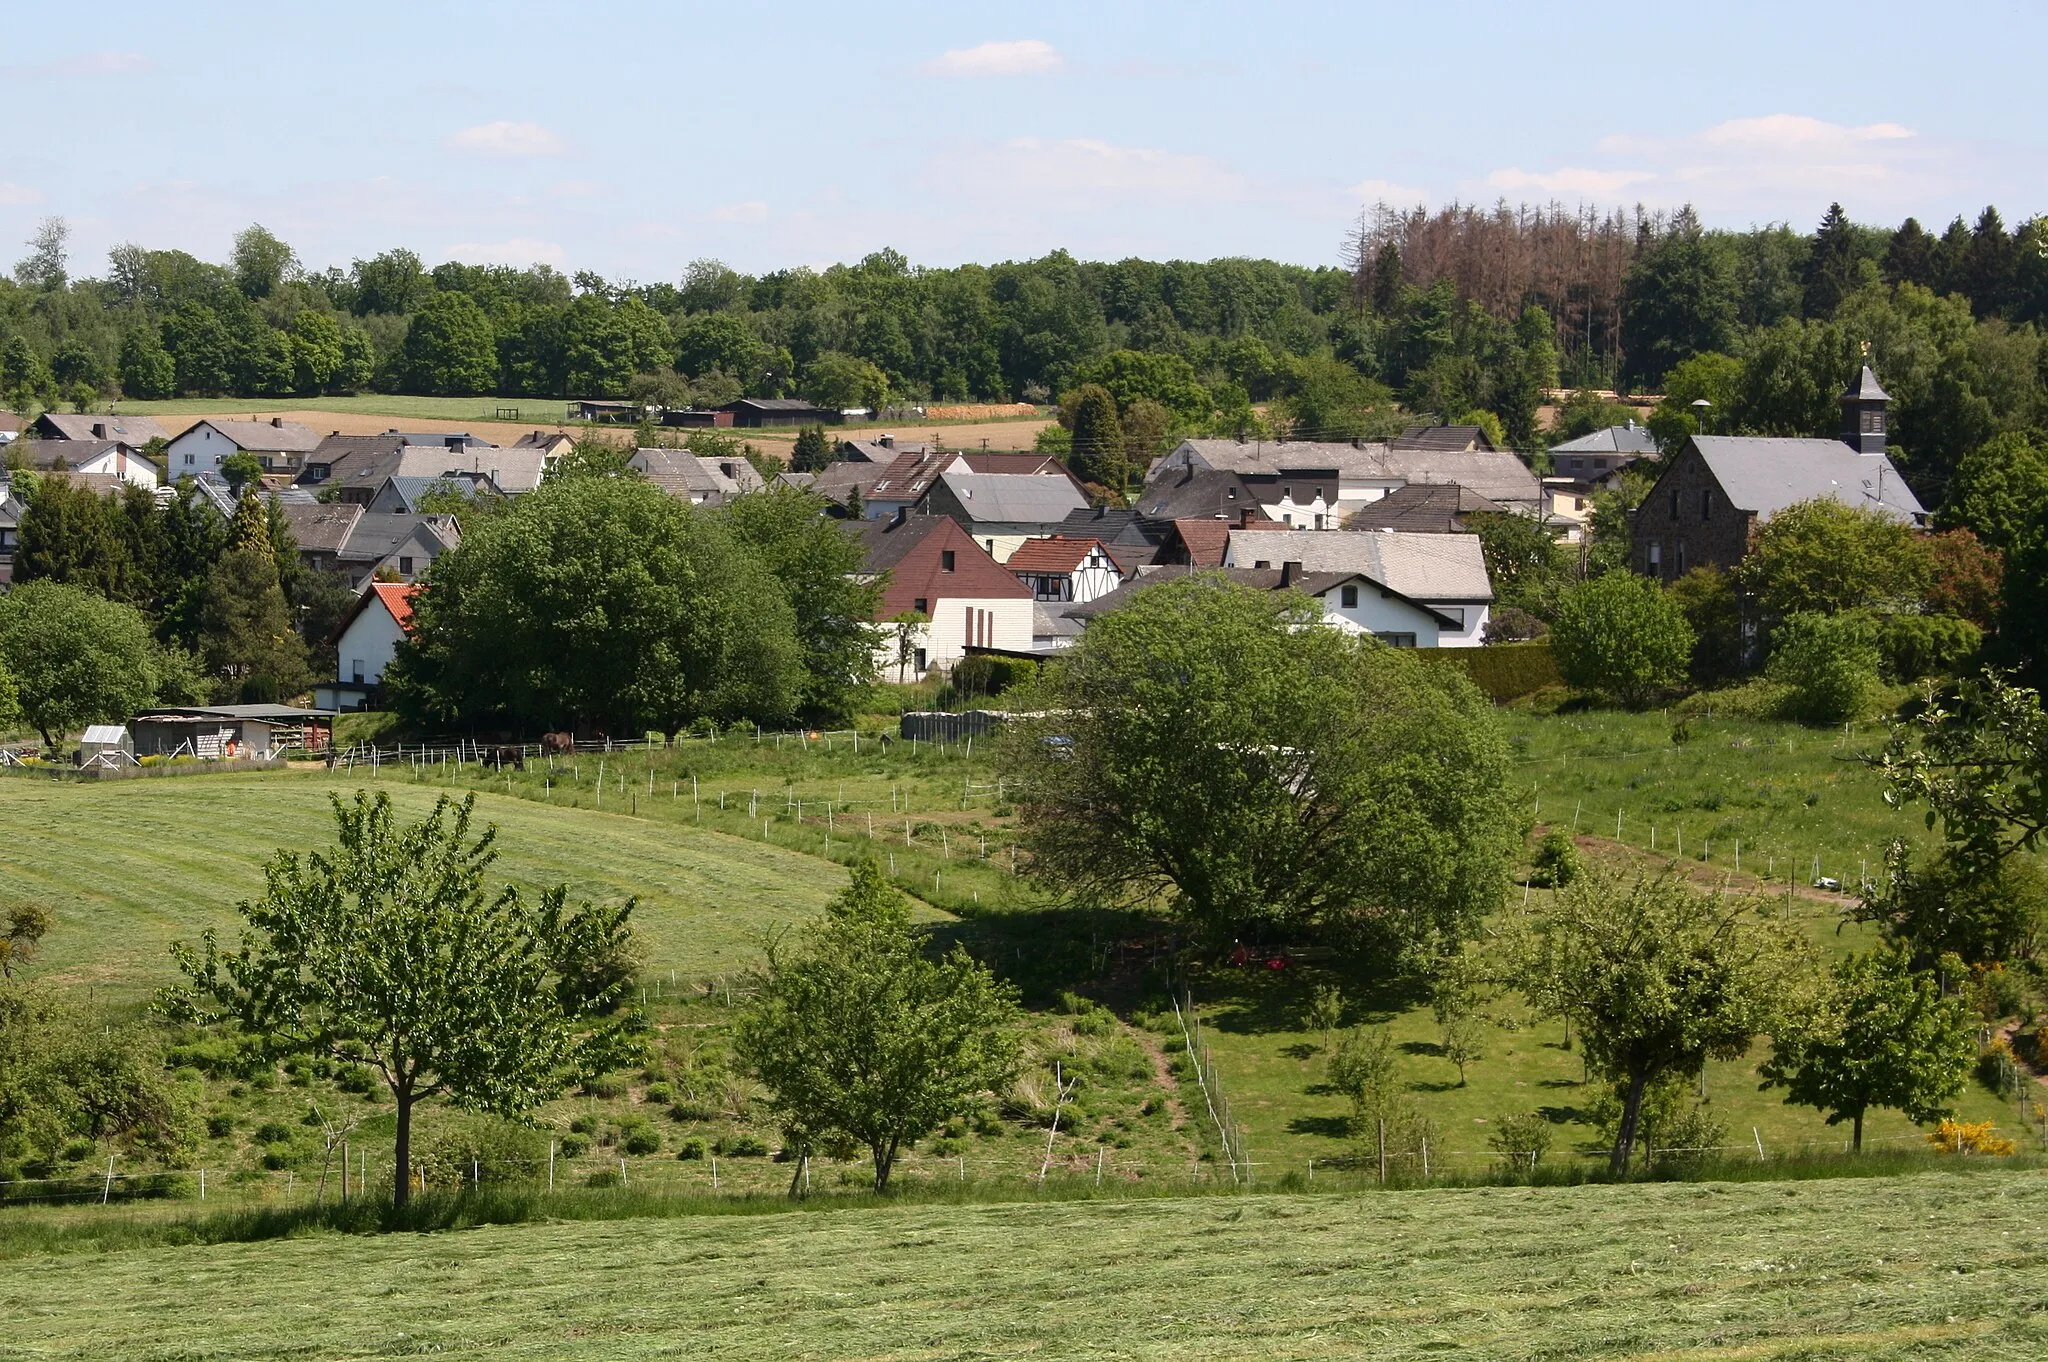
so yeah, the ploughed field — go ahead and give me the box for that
[4,1171,2046,1359]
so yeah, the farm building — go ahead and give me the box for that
[719,398,839,428]
[77,724,135,767]
[129,705,332,760]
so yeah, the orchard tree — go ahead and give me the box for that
[0,581,161,749]
[1549,572,1694,708]
[735,859,1020,1192]
[1000,573,1516,951]
[1760,948,1973,1150]
[1517,869,1809,1172]
[164,792,638,1207]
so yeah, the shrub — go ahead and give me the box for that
[260,1148,291,1170]
[334,1064,378,1095]
[252,1121,293,1144]
[1530,830,1580,888]
[1875,614,1982,682]
[416,1116,549,1187]
[621,1125,662,1156]
[585,1169,622,1188]
[1926,1118,2016,1156]
[1481,607,1547,644]
[568,1114,599,1135]
[1768,612,1879,725]
[580,1074,628,1099]
[205,1112,235,1139]
[557,1133,589,1157]
[1549,575,1693,707]
[643,1082,674,1105]
[714,1134,769,1157]
[1418,640,1560,701]
[676,1138,706,1160]
[1487,1112,1553,1172]
[668,1099,718,1122]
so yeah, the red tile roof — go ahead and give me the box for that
[1004,536,1105,573]
[371,581,418,630]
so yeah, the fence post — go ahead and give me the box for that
[102,1155,115,1205]
[1377,1121,1386,1187]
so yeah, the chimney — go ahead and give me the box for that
[271,417,284,428]
[1240,508,1255,528]
[446,435,464,450]
[1281,560,1303,586]
[92,422,108,439]
[879,434,894,448]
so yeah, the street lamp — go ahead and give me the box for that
[1690,398,1712,435]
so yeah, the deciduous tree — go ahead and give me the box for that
[1549,572,1693,707]
[0,581,161,748]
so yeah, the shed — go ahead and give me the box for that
[78,724,135,767]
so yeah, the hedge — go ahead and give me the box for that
[1415,641,1560,702]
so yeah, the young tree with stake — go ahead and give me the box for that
[163,792,638,1206]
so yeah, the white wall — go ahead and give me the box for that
[336,601,406,685]
[869,595,1034,676]
[1426,602,1489,648]
[165,425,235,477]
[68,448,159,489]
[1312,583,1442,647]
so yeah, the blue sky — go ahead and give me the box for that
[3,0,2044,281]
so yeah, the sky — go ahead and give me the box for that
[3,0,2045,283]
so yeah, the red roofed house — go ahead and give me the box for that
[316,581,418,711]
[1005,536,1122,604]
[853,512,1032,678]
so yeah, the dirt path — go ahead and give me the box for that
[1126,1021,1192,1133]
[1558,828,1864,911]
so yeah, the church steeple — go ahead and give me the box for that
[1840,358,1890,455]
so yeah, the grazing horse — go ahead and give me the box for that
[488,746,525,771]
[540,731,575,756]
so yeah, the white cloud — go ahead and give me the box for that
[1698,115,1913,151]
[925,39,1062,77]
[0,182,43,206]
[445,121,565,157]
[710,200,769,223]
[442,237,567,267]
[1484,166,1655,198]
[2,50,155,79]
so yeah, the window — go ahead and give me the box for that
[913,597,928,613]
[1314,487,1325,502]
[1669,489,1681,520]
[1284,486,1295,502]
[1862,409,1885,433]
[1373,632,1418,648]
[1674,540,1687,574]
[183,452,194,466]
[914,648,927,673]
[986,540,995,553]
[1700,489,1713,520]
[1569,457,1583,470]
[1313,514,1326,530]
[398,556,414,575]
[1574,497,1585,511]
[940,550,956,572]
[1340,584,1359,608]
[1647,541,1662,573]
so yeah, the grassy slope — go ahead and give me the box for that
[5,1172,2046,1359]
[1,771,855,998]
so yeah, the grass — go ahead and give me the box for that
[100,394,578,424]
[0,770,855,999]
[3,1170,2047,1357]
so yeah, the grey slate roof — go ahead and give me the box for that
[1843,364,1890,402]
[35,412,169,443]
[1159,437,1541,509]
[1133,467,1268,521]
[1344,483,1503,533]
[1224,528,1494,602]
[1393,425,1496,452]
[1689,436,1924,523]
[190,418,324,453]
[1550,424,1660,456]
[933,470,1088,524]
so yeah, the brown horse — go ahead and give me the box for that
[540,731,575,756]
[488,746,525,771]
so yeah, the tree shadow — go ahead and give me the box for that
[1537,1078,1581,1089]
[1279,1042,1319,1061]
[1399,1040,1443,1058]
[1410,1079,1463,1094]
[1197,956,1431,1037]
[1286,1115,1353,1139]
[1536,1104,1587,1125]
[926,905,1167,1006]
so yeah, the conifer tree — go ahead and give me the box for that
[1802,203,1861,319]
[1067,383,1126,494]
[198,490,309,701]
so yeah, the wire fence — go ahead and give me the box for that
[1171,990,1253,1185]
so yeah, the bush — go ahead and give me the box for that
[676,1138,706,1160]
[643,1082,674,1105]
[416,1116,550,1187]
[1481,607,1547,644]
[557,1133,589,1157]
[949,653,1037,700]
[585,1169,622,1188]
[252,1120,293,1144]
[1488,1112,1553,1172]
[580,1074,628,1099]
[713,1134,769,1157]
[334,1064,378,1095]
[1530,830,1580,888]
[620,1124,662,1156]
[205,1112,235,1139]
[1768,612,1879,725]
[1876,614,1983,682]
[1549,575,1694,707]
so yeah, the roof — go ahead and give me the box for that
[336,580,420,641]
[1005,537,1110,574]
[183,418,324,453]
[1393,425,1496,452]
[1843,364,1890,402]
[282,502,363,554]
[511,430,575,451]
[1224,528,1494,601]
[1169,519,1232,567]
[1687,436,1925,522]
[135,703,333,721]
[806,460,890,503]
[281,502,456,561]
[722,398,835,413]
[390,445,547,494]
[1549,424,1660,456]
[1033,601,1085,641]
[1163,439,1395,479]
[38,470,130,497]
[36,412,168,443]
[1344,483,1504,534]
[850,513,1033,613]
[375,474,498,511]
[18,438,135,469]
[387,430,498,450]
[1134,467,1270,521]
[81,724,129,744]
[931,470,1088,524]
[630,448,764,501]
[867,450,953,503]
[839,439,932,463]
[1160,437,1539,508]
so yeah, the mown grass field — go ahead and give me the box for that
[4,1171,2046,1359]
[0,771,855,999]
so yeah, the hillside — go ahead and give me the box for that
[5,1172,2045,1358]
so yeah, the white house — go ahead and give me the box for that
[19,438,159,489]
[1223,528,1494,647]
[165,418,324,477]
[315,582,417,711]
[1154,438,1543,521]
[853,513,1036,677]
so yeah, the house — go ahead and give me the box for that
[851,512,1034,676]
[510,430,577,462]
[387,441,544,495]
[1631,367,1924,581]
[1393,424,1499,452]
[628,447,767,504]
[1157,511,1291,567]
[1005,537,1123,604]
[12,438,159,489]
[164,417,324,477]
[1064,563,1468,648]
[863,449,956,519]
[279,502,460,588]
[387,430,498,452]
[296,433,406,488]
[366,473,503,514]
[1344,482,1502,534]
[1221,528,1493,646]
[1154,436,1543,521]
[31,411,169,445]
[1132,466,1273,524]
[573,399,641,422]
[917,470,1090,562]
[658,408,737,428]
[0,411,22,446]
[0,481,25,585]
[719,398,839,428]
[838,435,931,463]
[316,582,417,711]
[1548,422,1657,481]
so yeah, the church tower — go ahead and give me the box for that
[1840,362,1891,455]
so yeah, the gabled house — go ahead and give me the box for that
[1343,482,1502,534]
[13,438,159,489]
[629,447,767,504]
[838,435,931,463]
[316,581,418,712]
[510,430,576,462]
[1392,424,1499,452]
[1155,436,1542,520]
[1064,564,1467,648]
[296,433,406,488]
[1631,367,1924,581]
[1157,512,1291,568]
[367,472,503,514]
[31,411,169,445]
[1053,506,1163,569]
[0,480,27,586]
[279,503,460,588]
[851,512,1034,676]
[1222,528,1493,647]
[1005,537,1123,604]
[165,417,323,477]
[918,470,1090,562]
